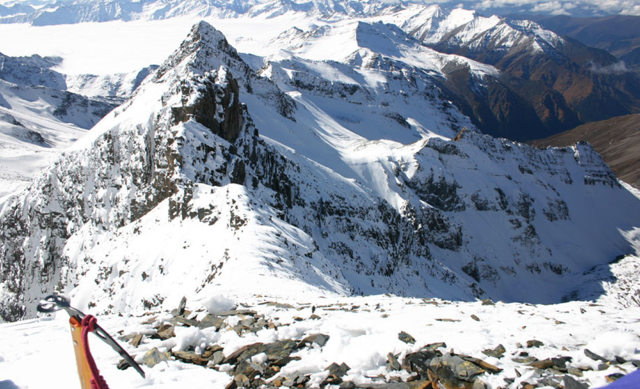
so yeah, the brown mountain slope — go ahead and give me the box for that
[529,114,640,188]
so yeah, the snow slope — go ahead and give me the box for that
[0,78,116,200]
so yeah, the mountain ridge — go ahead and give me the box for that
[2,21,640,322]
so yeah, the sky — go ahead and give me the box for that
[1,0,640,16]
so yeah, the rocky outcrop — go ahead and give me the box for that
[529,114,640,189]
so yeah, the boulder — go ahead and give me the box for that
[143,347,170,368]
[429,353,485,389]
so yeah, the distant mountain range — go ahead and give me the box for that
[3,0,639,142]
[529,14,640,71]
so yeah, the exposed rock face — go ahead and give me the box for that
[529,114,640,189]
[170,70,243,143]
[1,22,640,322]
[0,53,67,90]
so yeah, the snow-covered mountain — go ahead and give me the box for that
[1,21,639,322]
[0,53,127,201]
[401,7,640,139]
[3,0,639,141]
[0,51,151,202]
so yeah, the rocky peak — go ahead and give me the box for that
[153,21,242,83]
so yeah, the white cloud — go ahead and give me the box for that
[531,1,576,15]
[439,0,640,16]
[588,60,630,74]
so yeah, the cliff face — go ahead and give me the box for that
[1,22,640,322]
[530,114,640,189]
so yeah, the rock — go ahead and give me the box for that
[284,373,310,388]
[152,324,175,340]
[198,314,225,330]
[326,362,350,377]
[482,344,505,359]
[387,352,401,371]
[201,344,224,359]
[584,349,606,362]
[459,356,501,374]
[234,359,264,379]
[259,301,294,309]
[632,360,640,368]
[131,333,143,348]
[399,331,416,344]
[430,353,485,387]
[512,356,538,364]
[567,367,584,377]
[551,356,573,369]
[526,340,544,348]
[402,349,440,378]
[481,300,494,306]
[173,350,209,366]
[117,358,131,371]
[614,356,627,364]
[537,376,562,388]
[606,373,625,382]
[224,343,266,365]
[424,342,447,350]
[241,317,255,327]
[264,339,298,360]
[339,381,357,389]
[212,351,225,365]
[217,310,257,317]
[143,347,170,368]
[528,359,554,369]
[233,374,251,388]
[270,356,301,367]
[141,316,158,325]
[473,380,487,389]
[356,383,432,389]
[298,333,330,348]
[173,315,199,327]
[470,314,480,322]
[171,296,187,316]
[563,375,589,389]
[310,314,321,320]
[321,374,343,386]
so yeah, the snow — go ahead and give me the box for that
[0,80,87,201]
[1,287,640,388]
[0,7,638,389]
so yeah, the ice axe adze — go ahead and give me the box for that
[37,294,145,389]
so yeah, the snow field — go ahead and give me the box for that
[1,291,640,389]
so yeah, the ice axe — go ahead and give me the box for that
[37,294,145,389]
